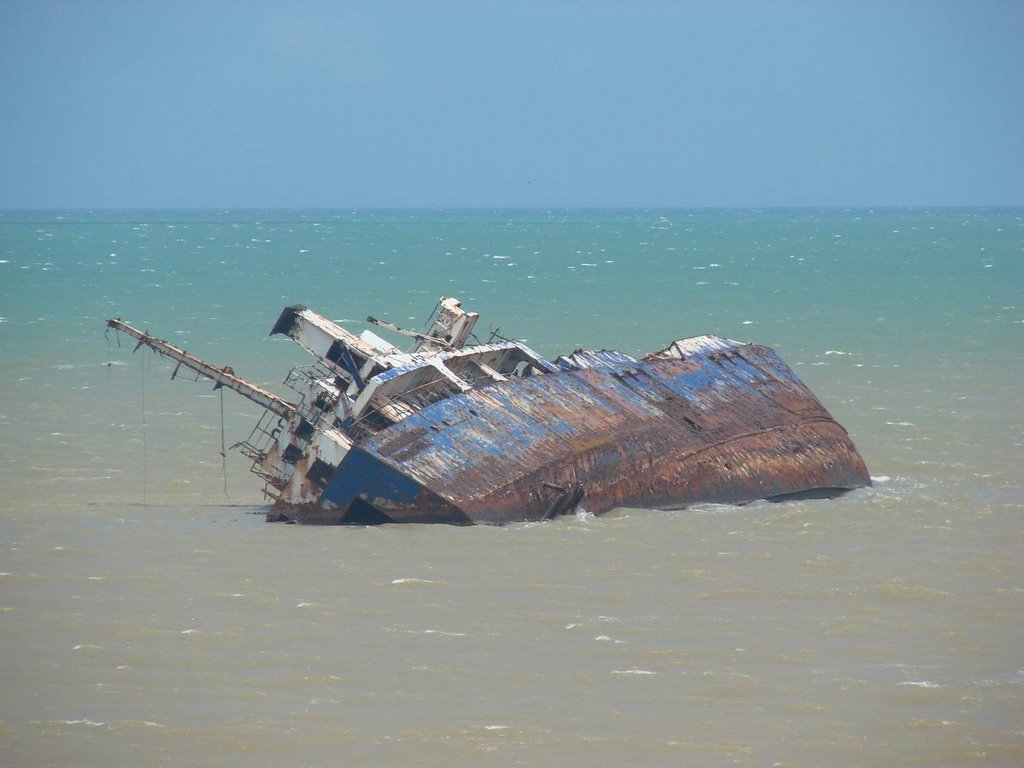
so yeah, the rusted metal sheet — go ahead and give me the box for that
[314,340,868,524]
[106,299,870,525]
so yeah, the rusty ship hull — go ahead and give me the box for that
[270,336,870,525]
[107,298,870,525]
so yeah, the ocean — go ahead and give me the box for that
[1,208,1021,766]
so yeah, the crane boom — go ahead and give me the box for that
[106,318,296,420]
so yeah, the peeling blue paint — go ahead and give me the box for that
[323,447,424,511]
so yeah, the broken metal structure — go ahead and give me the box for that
[106,297,870,524]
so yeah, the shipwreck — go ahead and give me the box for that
[106,298,870,525]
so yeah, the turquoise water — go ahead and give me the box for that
[1,209,1022,766]
[2,208,1020,499]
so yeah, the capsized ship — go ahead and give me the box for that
[107,298,870,525]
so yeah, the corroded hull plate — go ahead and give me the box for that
[272,339,870,525]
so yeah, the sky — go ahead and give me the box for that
[1,0,1022,209]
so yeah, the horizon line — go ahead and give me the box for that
[2,204,1023,214]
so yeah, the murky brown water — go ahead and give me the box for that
[3,473,1022,766]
